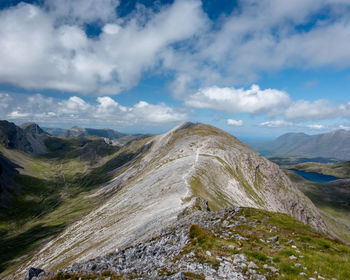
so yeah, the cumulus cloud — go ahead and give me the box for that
[0,0,349,97]
[338,124,350,130]
[306,124,325,130]
[260,120,294,128]
[0,0,206,95]
[186,85,290,115]
[165,0,350,96]
[284,99,350,121]
[260,120,326,130]
[45,0,120,24]
[227,119,243,126]
[0,93,187,126]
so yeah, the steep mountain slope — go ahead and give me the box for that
[13,123,328,278]
[0,129,151,277]
[250,129,350,160]
[283,161,350,243]
[0,121,48,155]
[0,153,20,208]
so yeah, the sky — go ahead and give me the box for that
[0,0,350,140]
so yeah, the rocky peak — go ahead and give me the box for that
[0,120,48,154]
[0,120,32,151]
[19,122,47,135]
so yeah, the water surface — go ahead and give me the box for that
[289,169,341,183]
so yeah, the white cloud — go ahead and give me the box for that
[165,0,350,96]
[0,93,187,126]
[186,84,290,115]
[45,0,120,24]
[0,0,206,95]
[260,120,294,128]
[8,111,30,118]
[338,124,350,130]
[0,0,349,97]
[260,120,326,130]
[227,119,243,126]
[306,124,325,130]
[284,99,346,121]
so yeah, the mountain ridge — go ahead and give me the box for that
[10,122,329,278]
[250,129,350,160]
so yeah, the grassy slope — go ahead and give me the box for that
[288,161,350,178]
[0,136,152,277]
[184,208,350,280]
[267,154,339,165]
[183,208,350,280]
[45,207,350,280]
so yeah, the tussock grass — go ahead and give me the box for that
[182,208,350,280]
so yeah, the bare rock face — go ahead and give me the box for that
[14,122,328,278]
[19,123,47,136]
[0,121,48,155]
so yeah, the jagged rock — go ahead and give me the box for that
[24,267,44,280]
[248,261,258,269]
[0,120,48,154]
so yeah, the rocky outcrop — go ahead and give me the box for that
[13,122,328,278]
[0,121,48,155]
[19,123,48,136]
[25,207,337,280]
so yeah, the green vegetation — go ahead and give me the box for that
[181,208,350,280]
[289,160,350,179]
[40,207,350,279]
[283,165,350,243]
[267,154,339,165]
[0,136,152,278]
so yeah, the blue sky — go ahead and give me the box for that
[0,0,350,140]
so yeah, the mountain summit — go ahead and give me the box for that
[0,120,48,155]
[16,122,327,276]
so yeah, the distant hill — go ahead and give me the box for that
[42,127,67,136]
[60,126,125,139]
[250,129,350,161]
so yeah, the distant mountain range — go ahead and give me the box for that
[249,129,350,161]
[43,126,126,139]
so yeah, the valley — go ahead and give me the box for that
[272,159,350,245]
[0,121,349,279]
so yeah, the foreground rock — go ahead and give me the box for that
[27,207,349,280]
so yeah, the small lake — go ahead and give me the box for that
[289,169,341,183]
